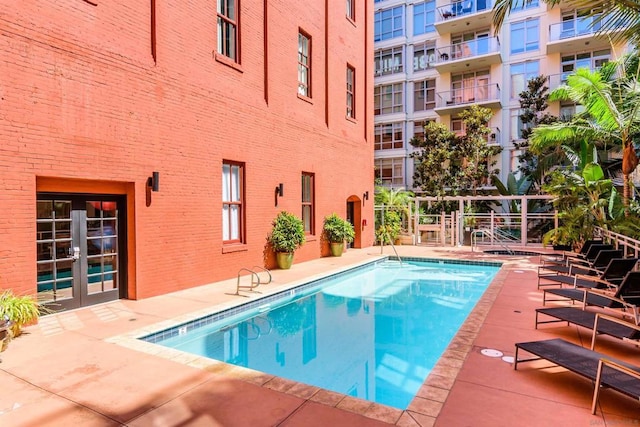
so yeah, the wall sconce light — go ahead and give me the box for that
[364,191,369,201]
[275,183,284,206]
[147,171,160,192]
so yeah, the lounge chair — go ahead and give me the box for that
[537,247,619,288]
[536,307,640,343]
[542,270,640,311]
[538,244,613,273]
[539,239,603,264]
[514,335,640,414]
[541,257,638,298]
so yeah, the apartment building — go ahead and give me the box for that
[0,1,374,311]
[373,0,628,191]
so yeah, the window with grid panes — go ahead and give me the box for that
[222,161,244,243]
[375,123,404,150]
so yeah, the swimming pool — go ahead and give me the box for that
[143,258,500,409]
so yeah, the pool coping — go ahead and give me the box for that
[106,256,508,426]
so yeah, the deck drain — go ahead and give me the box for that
[502,356,514,363]
[480,348,503,358]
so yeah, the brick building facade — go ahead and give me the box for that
[0,1,374,310]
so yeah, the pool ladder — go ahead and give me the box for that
[379,231,403,266]
[236,266,272,295]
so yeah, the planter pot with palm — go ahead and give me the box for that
[0,290,43,345]
[323,213,355,257]
[268,211,306,269]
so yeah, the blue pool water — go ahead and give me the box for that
[143,259,500,409]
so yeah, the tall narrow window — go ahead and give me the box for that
[298,31,311,97]
[222,161,244,243]
[346,0,355,20]
[302,173,315,234]
[346,65,355,119]
[217,0,239,61]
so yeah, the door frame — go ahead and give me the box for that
[36,192,128,311]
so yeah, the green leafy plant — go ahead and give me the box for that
[267,211,306,253]
[323,213,355,244]
[0,290,42,337]
[376,210,402,244]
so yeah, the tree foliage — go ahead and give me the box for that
[410,105,502,196]
[514,75,560,188]
[530,61,640,214]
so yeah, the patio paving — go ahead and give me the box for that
[1,245,638,426]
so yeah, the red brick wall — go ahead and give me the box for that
[0,1,374,298]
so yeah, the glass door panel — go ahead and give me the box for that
[36,196,123,310]
[37,200,75,305]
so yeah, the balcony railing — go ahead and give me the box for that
[436,0,493,21]
[487,127,501,145]
[436,83,501,108]
[436,37,500,63]
[454,127,501,144]
[549,16,624,41]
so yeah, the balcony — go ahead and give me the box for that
[435,83,501,115]
[454,127,501,145]
[434,37,501,74]
[487,127,501,146]
[546,73,566,92]
[547,17,625,54]
[435,0,494,34]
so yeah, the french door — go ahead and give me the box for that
[36,195,126,311]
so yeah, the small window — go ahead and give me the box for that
[374,6,404,42]
[510,18,539,54]
[298,31,311,97]
[413,79,436,112]
[217,0,239,62]
[412,41,436,72]
[510,60,539,99]
[413,0,435,36]
[347,65,355,119]
[375,46,403,76]
[374,83,404,115]
[222,161,245,244]
[302,173,315,234]
[511,0,539,12]
[375,158,404,186]
[346,0,355,20]
[375,123,404,150]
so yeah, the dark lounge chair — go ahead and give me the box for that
[536,308,640,344]
[542,270,640,311]
[541,257,638,300]
[540,239,603,264]
[514,336,640,414]
[537,247,619,288]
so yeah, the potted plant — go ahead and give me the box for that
[323,213,355,257]
[0,290,41,338]
[267,211,306,269]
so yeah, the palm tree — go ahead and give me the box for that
[528,60,640,215]
[492,0,640,46]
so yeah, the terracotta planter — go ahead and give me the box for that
[276,252,294,269]
[330,242,344,257]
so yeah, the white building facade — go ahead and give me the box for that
[373,0,627,191]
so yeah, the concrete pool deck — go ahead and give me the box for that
[1,246,638,426]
